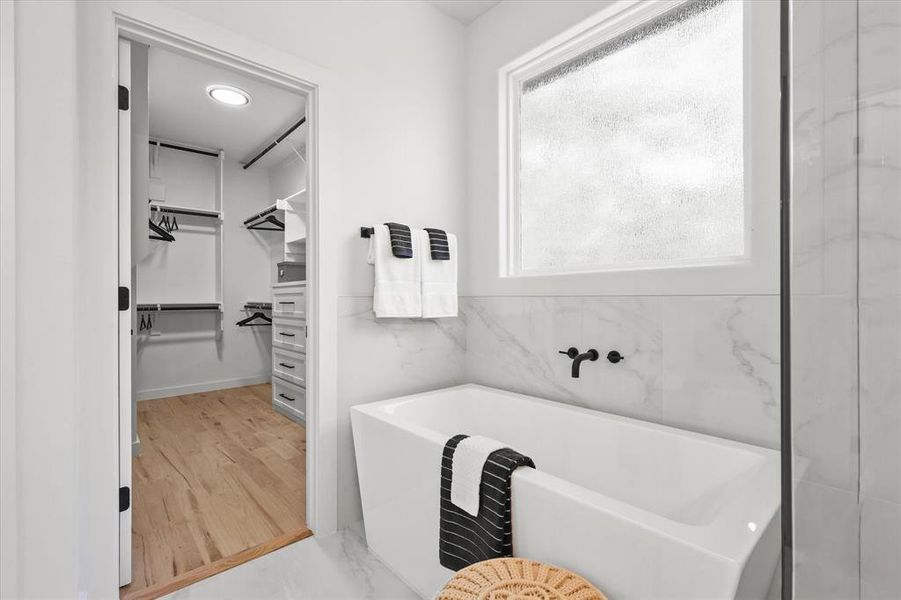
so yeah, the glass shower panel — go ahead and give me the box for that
[791,1,901,598]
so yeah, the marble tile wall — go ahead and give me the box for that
[857,1,901,597]
[336,297,466,528]
[792,1,901,599]
[790,2,862,597]
[463,295,781,448]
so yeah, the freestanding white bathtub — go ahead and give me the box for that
[351,385,780,600]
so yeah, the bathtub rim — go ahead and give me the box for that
[350,383,780,567]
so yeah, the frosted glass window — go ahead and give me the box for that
[515,0,744,274]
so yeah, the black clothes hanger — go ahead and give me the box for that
[139,314,146,331]
[247,214,284,231]
[236,312,272,327]
[149,218,175,241]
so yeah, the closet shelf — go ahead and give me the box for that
[243,302,272,310]
[150,203,222,220]
[136,303,222,312]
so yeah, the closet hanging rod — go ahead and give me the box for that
[150,203,221,219]
[242,116,306,170]
[243,204,279,225]
[136,303,222,312]
[243,302,272,310]
[148,140,219,158]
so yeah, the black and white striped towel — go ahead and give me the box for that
[423,228,451,261]
[384,222,414,259]
[439,434,535,571]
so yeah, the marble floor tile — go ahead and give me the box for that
[164,528,419,600]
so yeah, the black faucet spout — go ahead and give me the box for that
[571,349,599,378]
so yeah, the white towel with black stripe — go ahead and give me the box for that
[367,224,422,318]
[439,434,535,571]
[419,228,457,318]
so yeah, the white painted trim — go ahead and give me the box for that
[0,2,17,597]
[73,2,340,594]
[136,374,273,401]
[497,0,780,296]
[117,37,133,587]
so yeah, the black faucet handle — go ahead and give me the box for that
[559,347,579,359]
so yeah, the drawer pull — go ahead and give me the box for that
[279,393,295,402]
[279,362,295,369]
[278,301,294,305]
[279,332,295,337]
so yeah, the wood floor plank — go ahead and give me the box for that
[121,383,309,600]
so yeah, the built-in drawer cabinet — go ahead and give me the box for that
[272,283,306,319]
[273,346,306,387]
[272,317,305,354]
[272,376,305,424]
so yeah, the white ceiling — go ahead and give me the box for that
[426,0,500,24]
[148,46,306,168]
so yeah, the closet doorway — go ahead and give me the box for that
[117,33,315,600]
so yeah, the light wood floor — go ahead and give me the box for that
[120,383,311,600]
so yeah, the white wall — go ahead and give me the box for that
[0,1,17,597]
[8,3,82,596]
[135,151,279,399]
[165,0,468,297]
[6,1,467,596]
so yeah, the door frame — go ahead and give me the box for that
[75,2,340,594]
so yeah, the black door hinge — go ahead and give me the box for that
[118,286,129,311]
[119,486,130,512]
[118,85,129,111]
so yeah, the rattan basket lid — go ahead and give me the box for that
[437,558,607,600]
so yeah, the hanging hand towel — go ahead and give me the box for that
[449,435,506,517]
[439,434,535,571]
[420,228,458,318]
[367,224,422,318]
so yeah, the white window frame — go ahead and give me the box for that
[498,0,780,296]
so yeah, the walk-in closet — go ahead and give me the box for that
[119,40,311,599]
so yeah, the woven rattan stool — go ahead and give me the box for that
[437,558,607,600]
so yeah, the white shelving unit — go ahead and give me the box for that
[142,148,226,332]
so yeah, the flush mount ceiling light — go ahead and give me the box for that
[206,85,251,107]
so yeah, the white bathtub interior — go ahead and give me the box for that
[385,385,769,527]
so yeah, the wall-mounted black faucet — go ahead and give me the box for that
[559,347,599,378]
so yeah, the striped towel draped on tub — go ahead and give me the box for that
[439,434,535,571]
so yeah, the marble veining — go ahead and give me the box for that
[661,295,780,448]
[464,294,780,448]
[337,296,466,528]
[793,2,900,599]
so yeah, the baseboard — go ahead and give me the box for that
[136,374,271,401]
